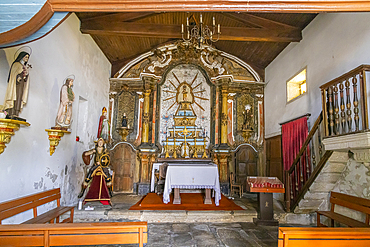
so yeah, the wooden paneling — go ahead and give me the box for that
[235,146,257,190]
[110,144,136,193]
[266,135,283,182]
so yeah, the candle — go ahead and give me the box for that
[181,24,184,33]
[187,17,189,26]
[218,24,220,33]
[213,17,215,26]
[200,14,202,23]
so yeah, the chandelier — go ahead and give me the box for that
[181,14,220,47]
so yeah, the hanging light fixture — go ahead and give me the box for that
[181,14,220,47]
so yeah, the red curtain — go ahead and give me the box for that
[282,117,308,171]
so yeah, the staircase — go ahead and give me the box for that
[294,151,347,213]
[285,65,370,213]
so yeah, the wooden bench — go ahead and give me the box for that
[0,222,148,247]
[316,191,370,227]
[278,227,370,247]
[0,188,74,224]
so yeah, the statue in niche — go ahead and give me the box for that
[3,47,32,120]
[78,138,113,203]
[55,75,75,128]
[242,104,253,131]
[97,107,110,142]
[121,113,127,127]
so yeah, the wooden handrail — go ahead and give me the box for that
[320,64,369,136]
[319,65,370,89]
[285,112,333,212]
[288,113,323,174]
[287,150,333,211]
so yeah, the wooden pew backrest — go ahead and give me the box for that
[278,227,370,247]
[0,222,148,247]
[0,189,61,224]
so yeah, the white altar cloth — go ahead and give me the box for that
[163,164,221,206]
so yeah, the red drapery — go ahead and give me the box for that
[282,117,308,171]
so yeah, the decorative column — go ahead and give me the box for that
[141,88,151,146]
[214,78,232,194]
[137,74,158,195]
[220,84,229,149]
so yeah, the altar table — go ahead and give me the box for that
[162,164,221,206]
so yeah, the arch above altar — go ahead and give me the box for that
[109,41,265,195]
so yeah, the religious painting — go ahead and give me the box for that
[159,64,211,150]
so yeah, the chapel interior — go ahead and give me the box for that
[2,1,370,246]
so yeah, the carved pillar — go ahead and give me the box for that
[220,85,229,147]
[141,88,151,145]
[137,75,158,195]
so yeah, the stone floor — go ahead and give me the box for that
[145,222,278,247]
[72,192,312,246]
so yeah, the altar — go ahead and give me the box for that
[162,163,221,206]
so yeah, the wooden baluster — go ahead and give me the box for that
[327,86,334,135]
[345,79,352,132]
[318,121,323,158]
[311,138,316,170]
[333,85,340,134]
[295,166,299,197]
[353,75,360,131]
[360,70,369,130]
[306,146,311,181]
[299,158,304,190]
[290,172,294,202]
[339,82,346,134]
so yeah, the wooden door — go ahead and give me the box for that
[266,135,283,182]
[110,143,136,193]
[235,146,257,190]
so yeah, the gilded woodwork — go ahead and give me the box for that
[45,128,70,156]
[114,91,136,142]
[0,119,30,155]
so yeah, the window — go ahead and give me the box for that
[287,68,307,102]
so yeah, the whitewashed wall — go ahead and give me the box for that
[0,14,111,223]
[265,13,370,137]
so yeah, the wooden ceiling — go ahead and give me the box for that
[76,12,316,79]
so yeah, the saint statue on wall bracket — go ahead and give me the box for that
[55,75,75,129]
[97,107,110,142]
[2,46,32,121]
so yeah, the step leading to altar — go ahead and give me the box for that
[70,193,315,225]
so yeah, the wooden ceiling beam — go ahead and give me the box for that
[50,0,370,13]
[81,21,302,42]
[81,12,157,23]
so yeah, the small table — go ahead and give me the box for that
[246,176,285,226]
[163,164,221,206]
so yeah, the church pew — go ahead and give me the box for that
[0,222,148,247]
[278,227,370,247]
[0,188,73,224]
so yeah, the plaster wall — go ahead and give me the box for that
[0,14,110,223]
[265,13,370,137]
